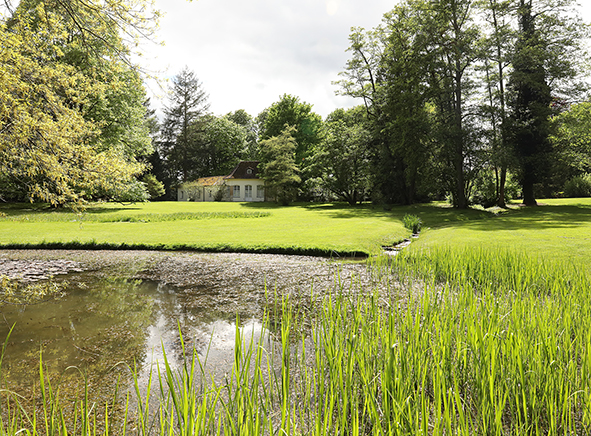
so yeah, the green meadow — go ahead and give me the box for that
[1,199,590,266]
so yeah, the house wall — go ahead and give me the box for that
[226,179,266,202]
[177,179,266,202]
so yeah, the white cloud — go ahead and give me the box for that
[142,0,394,118]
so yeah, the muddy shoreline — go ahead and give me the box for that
[0,249,375,296]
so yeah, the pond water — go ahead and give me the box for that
[0,250,371,402]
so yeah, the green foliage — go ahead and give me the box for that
[189,115,248,177]
[309,107,371,205]
[0,1,157,206]
[470,169,520,207]
[259,126,301,206]
[160,67,210,182]
[563,173,591,198]
[260,94,323,170]
[402,213,422,234]
[141,173,165,199]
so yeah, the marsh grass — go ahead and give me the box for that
[2,247,591,435]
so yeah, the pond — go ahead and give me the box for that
[0,250,372,406]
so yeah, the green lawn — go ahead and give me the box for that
[0,201,409,256]
[1,199,590,264]
[410,198,591,271]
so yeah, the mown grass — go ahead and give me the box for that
[2,246,590,435]
[0,202,410,256]
[3,198,590,261]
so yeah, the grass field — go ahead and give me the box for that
[0,201,410,256]
[1,199,590,263]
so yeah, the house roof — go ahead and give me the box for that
[196,176,225,186]
[225,161,260,179]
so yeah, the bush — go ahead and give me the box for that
[403,214,422,234]
[564,173,591,198]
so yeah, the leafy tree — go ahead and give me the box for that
[141,174,166,200]
[310,107,371,205]
[188,115,248,177]
[549,102,591,189]
[260,94,323,167]
[0,7,146,205]
[508,0,588,205]
[160,67,210,182]
[259,126,301,206]
[225,109,258,160]
[335,2,440,205]
[477,0,515,207]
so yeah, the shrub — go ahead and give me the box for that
[564,173,591,197]
[403,214,422,234]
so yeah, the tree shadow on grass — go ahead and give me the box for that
[239,200,591,233]
[0,203,141,217]
[452,204,591,232]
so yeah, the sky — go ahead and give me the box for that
[141,0,591,120]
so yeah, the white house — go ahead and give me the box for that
[177,161,266,202]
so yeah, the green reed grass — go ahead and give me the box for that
[1,247,590,435]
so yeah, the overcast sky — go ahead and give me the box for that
[142,0,591,120]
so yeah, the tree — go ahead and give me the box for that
[260,94,323,167]
[259,126,301,206]
[160,67,210,183]
[508,0,588,205]
[476,0,515,207]
[549,102,591,189]
[225,109,258,159]
[335,1,444,205]
[0,7,147,205]
[188,115,248,177]
[310,107,371,205]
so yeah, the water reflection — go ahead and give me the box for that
[0,277,269,393]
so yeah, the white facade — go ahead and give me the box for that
[226,179,266,202]
[177,179,266,202]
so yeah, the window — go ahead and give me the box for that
[245,185,252,199]
[246,168,253,175]
[233,185,240,198]
[256,185,264,199]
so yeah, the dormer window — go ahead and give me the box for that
[246,168,253,175]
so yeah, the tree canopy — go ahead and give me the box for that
[0,0,160,205]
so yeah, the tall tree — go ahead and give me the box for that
[260,94,323,167]
[0,1,156,205]
[160,67,210,183]
[259,126,301,206]
[508,0,587,205]
[509,0,553,205]
[310,107,371,205]
[188,115,248,178]
[226,109,258,159]
[427,0,482,209]
[477,0,514,207]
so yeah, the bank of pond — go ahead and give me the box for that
[0,247,590,436]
